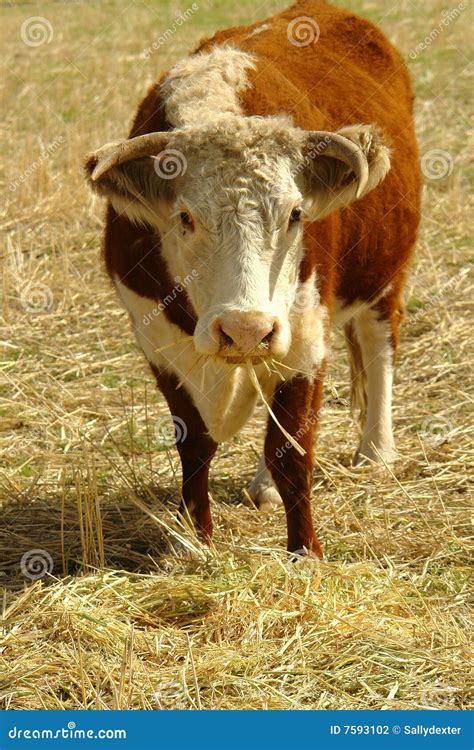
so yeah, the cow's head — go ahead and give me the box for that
[86,116,390,363]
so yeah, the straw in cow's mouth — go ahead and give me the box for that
[224,355,266,365]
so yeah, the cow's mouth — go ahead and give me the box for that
[223,355,267,365]
[219,339,272,366]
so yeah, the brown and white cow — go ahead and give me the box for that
[86,0,421,557]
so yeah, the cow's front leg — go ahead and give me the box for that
[151,366,217,539]
[264,375,323,558]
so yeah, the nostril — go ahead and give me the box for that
[219,326,234,348]
[215,315,279,355]
[261,327,275,346]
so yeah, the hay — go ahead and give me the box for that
[246,361,306,456]
[0,0,472,711]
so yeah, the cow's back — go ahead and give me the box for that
[201,0,414,130]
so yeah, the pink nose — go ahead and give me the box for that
[215,312,276,356]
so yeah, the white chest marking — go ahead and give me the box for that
[115,277,278,443]
[114,275,328,444]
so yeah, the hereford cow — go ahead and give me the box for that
[85,0,421,557]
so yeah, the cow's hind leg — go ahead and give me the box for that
[247,455,283,511]
[345,301,401,465]
[344,319,368,438]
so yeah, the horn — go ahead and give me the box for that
[87,132,171,182]
[304,131,369,199]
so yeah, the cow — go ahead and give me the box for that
[85,0,421,558]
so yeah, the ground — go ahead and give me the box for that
[1,0,472,710]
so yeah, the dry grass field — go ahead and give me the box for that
[1,0,472,711]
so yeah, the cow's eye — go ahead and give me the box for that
[180,211,194,230]
[289,207,302,226]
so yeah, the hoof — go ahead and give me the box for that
[288,538,324,561]
[246,484,283,512]
[353,443,397,467]
[287,547,323,573]
[246,456,283,511]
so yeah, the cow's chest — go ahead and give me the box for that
[115,278,279,443]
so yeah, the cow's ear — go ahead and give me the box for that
[300,125,391,221]
[85,133,182,224]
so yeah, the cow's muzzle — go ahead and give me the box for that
[212,311,281,361]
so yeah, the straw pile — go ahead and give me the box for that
[1,0,472,710]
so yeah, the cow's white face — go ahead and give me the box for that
[158,144,307,360]
[86,116,390,363]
